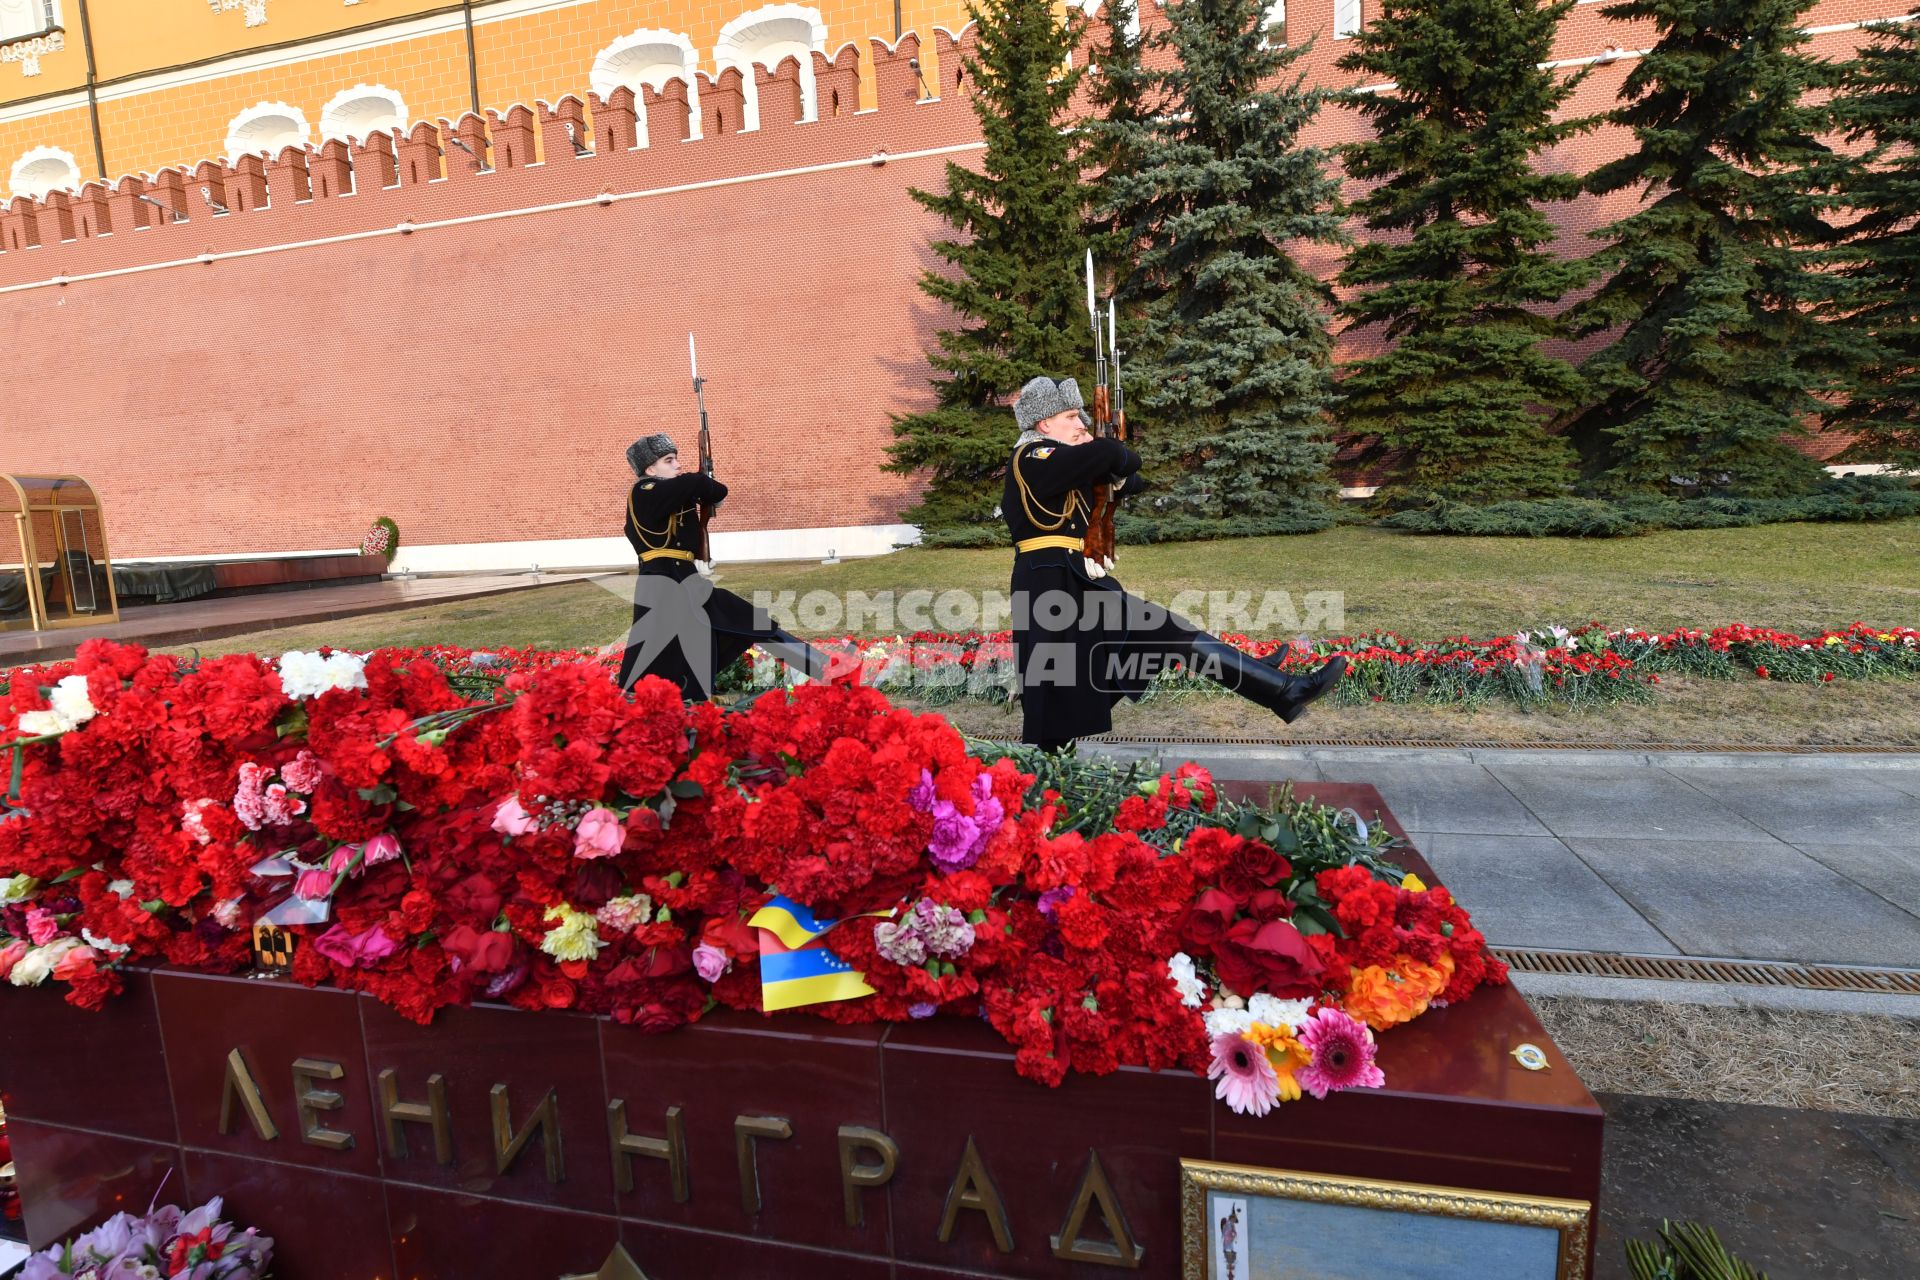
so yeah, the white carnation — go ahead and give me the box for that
[1204,1007,1256,1039]
[82,928,131,956]
[17,709,71,736]
[279,650,368,698]
[1166,952,1207,1009]
[49,674,98,725]
[1247,993,1314,1032]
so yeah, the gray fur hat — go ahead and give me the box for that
[626,434,679,477]
[1013,376,1086,434]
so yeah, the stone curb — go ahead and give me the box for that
[1510,970,1920,1020]
[1086,742,1920,771]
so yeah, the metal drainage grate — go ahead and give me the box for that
[1496,948,1920,996]
[1096,736,1917,753]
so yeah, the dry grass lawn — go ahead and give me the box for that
[1532,996,1920,1119]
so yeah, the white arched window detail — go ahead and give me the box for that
[714,5,828,129]
[224,101,311,160]
[9,144,79,199]
[592,30,702,143]
[319,84,407,142]
[0,1,61,43]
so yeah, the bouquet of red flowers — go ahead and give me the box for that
[0,639,1505,1110]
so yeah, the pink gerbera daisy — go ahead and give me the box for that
[1207,1031,1282,1117]
[1296,1007,1386,1099]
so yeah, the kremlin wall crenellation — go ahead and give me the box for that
[0,0,1910,569]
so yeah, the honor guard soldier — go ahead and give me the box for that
[1003,376,1346,752]
[616,434,837,699]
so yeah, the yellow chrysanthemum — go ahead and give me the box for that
[540,904,605,962]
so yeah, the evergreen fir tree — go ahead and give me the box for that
[1564,0,1843,497]
[1081,0,1155,274]
[1823,20,1920,470]
[885,0,1089,545]
[1108,0,1347,534]
[1334,0,1593,506]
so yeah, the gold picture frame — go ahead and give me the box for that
[1179,1159,1591,1280]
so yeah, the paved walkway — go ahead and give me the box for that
[0,573,592,668]
[1091,743,1920,994]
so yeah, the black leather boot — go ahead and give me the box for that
[763,628,840,682]
[1189,638,1346,724]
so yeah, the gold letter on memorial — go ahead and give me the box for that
[837,1125,899,1228]
[218,1047,278,1141]
[734,1115,793,1216]
[937,1136,1014,1253]
[290,1057,355,1151]
[608,1101,689,1203]
[1050,1149,1143,1267]
[378,1068,452,1164]
[491,1083,565,1183]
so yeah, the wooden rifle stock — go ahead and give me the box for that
[692,371,716,564]
[1086,384,1116,565]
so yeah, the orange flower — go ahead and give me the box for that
[1401,952,1456,1003]
[1246,1021,1311,1102]
[1344,963,1429,1032]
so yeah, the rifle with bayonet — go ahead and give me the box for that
[688,331,716,566]
[1083,251,1127,570]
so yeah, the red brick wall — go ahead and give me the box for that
[1,6,1907,561]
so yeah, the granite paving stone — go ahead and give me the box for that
[1408,832,1679,954]
[1310,763,1551,836]
[1566,837,1920,967]
[1489,766,1773,840]
[1791,843,1920,920]
[1670,767,1920,847]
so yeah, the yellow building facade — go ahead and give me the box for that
[0,0,974,198]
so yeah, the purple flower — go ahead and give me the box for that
[1037,886,1076,918]
[908,1002,938,1019]
[908,768,936,812]
[485,959,529,999]
[927,802,984,872]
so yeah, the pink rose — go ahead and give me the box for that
[52,945,99,982]
[0,939,28,980]
[363,833,403,867]
[692,943,731,983]
[293,868,336,901]
[25,906,61,946]
[312,924,399,969]
[492,795,539,837]
[573,807,625,860]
